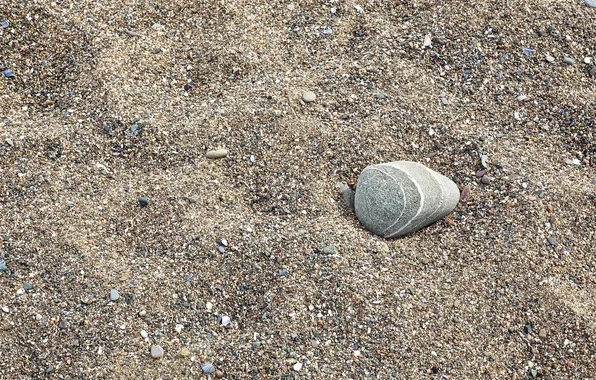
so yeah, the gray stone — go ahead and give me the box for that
[321,246,338,255]
[109,289,120,301]
[150,345,164,359]
[586,0,596,8]
[23,282,32,290]
[563,57,575,65]
[201,363,216,374]
[138,197,149,207]
[353,161,460,238]
[545,56,555,63]
[0,259,6,272]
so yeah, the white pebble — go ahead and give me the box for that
[140,330,148,338]
[175,324,183,333]
[206,301,213,311]
[292,362,303,371]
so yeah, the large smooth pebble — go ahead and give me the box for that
[201,363,216,374]
[206,149,228,159]
[302,91,316,103]
[110,289,120,301]
[586,0,596,8]
[150,345,164,359]
[354,161,459,238]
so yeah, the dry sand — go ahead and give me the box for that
[0,0,595,378]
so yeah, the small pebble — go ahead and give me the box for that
[1,306,8,313]
[539,329,547,338]
[23,282,32,290]
[140,330,148,338]
[584,57,593,64]
[563,57,575,65]
[16,288,24,295]
[217,315,231,326]
[151,345,164,359]
[292,362,303,371]
[586,0,596,8]
[180,347,191,357]
[547,236,557,246]
[206,149,228,159]
[0,259,7,271]
[590,66,596,76]
[139,310,147,317]
[481,175,494,184]
[440,96,449,105]
[215,370,224,378]
[201,363,216,374]
[220,238,228,246]
[302,91,316,103]
[59,320,69,329]
[279,269,289,276]
[206,301,213,311]
[321,245,338,255]
[475,169,488,178]
[2,69,15,78]
[109,289,120,301]
[0,19,8,28]
[545,56,555,63]
[138,197,149,207]
[218,245,226,253]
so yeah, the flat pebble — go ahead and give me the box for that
[545,56,555,63]
[321,245,338,255]
[539,329,547,338]
[109,289,120,301]
[293,362,303,371]
[140,330,148,338]
[440,96,449,105]
[0,259,7,271]
[218,245,226,253]
[302,91,316,103]
[1,306,8,313]
[206,149,228,159]
[23,282,32,290]
[150,345,164,359]
[180,347,190,357]
[215,370,224,378]
[563,57,575,65]
[0,19,8,28]
[206,301,213,311]
[201,363,216,374]
[584,57,593,64]
[586,0,596,8]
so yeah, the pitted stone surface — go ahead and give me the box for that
[354,161,459,238]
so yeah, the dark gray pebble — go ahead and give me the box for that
[138,197,149,207]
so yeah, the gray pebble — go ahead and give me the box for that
[440,96,449,105]
[302,91,316,103]
[150,345,164,359]
[547,236,557,246]
[322,28,333,35]
[279,269,289,276]
[218,245,226,253]
[545,56,555,63]
[23,282,32,290]
[586,0,596,8]
[375,91,387,100]
[481,175,494,184]
[563,57,575,65]
[321,246,338,255]
[219,238,228,246]
[138,197,149,207]
[109,289,120,301]
[201,362,216,374]
[0,259,7,272]
[206,149,228,159]
[0,19,8,29]
[59,320,69,329]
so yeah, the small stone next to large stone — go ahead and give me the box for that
[353,161,460,238]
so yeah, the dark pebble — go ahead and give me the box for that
[547,236,557,246]
[475,169,488,178]
[138,197,149,207]
[431,366,439,374]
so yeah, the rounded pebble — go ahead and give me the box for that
[545,56,555,63]
[293,362,303,371]
[215,370,224,378]
[321,245,338,255]
[301,91,316,103]
[140,330,148,338]
[180,347,190,357]
[586,0,596,8]
[138,197,149,208]
[201,362,215,374]
[109,289,120,301]
[481,175,494,184]
[563,57,575,65]
[150,345,164,359]
[206,149,228,159]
